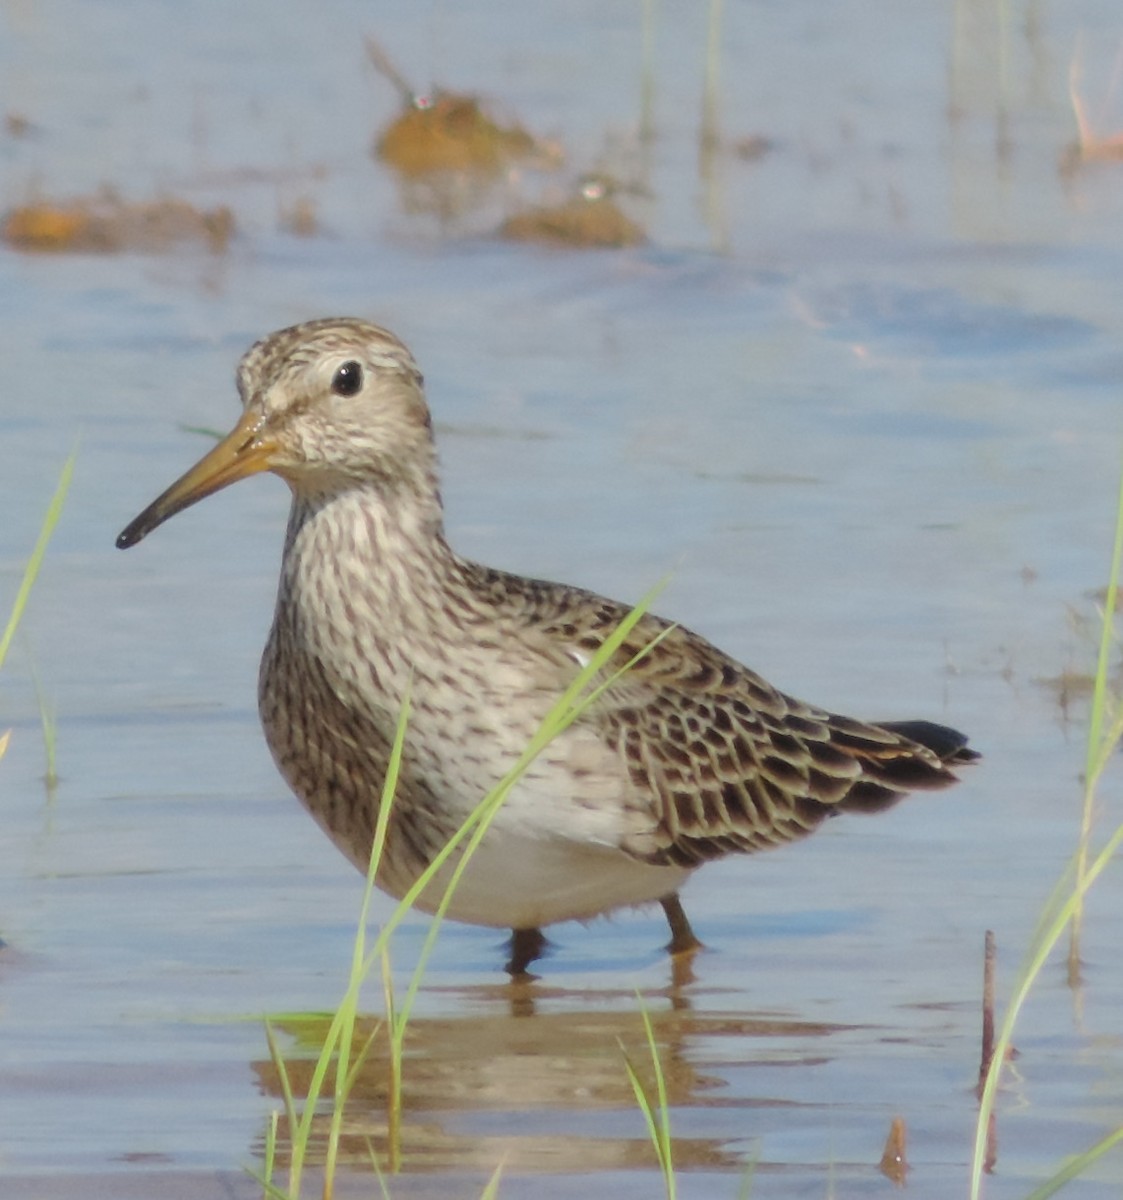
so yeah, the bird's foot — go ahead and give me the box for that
[506,926,549,977]
[660,893,704,957]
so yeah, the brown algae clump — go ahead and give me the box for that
[500,176,645,248]
[3,191,234,253]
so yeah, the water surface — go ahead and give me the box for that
[3,2,1123,1196]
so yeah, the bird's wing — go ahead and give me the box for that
[557,612,968,868]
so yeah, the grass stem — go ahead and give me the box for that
[1070,449,1123,980]
[0,451,75,673]
[970,450,1123,1197]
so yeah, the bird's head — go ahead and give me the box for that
[117,318,436,549]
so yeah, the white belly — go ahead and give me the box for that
[377,828,691,929]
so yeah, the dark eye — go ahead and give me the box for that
[331,360,363,397]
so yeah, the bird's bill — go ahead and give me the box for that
[116,408,278,549]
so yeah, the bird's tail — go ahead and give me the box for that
[875,719,980,766]
[824,716,979,814]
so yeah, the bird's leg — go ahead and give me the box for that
[660,893,703,957]
[506,926,549,976]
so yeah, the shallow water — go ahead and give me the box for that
[4,1,1123,1196]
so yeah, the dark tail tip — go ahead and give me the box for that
[877,719,980,765]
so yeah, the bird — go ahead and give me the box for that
[117,317,978,977]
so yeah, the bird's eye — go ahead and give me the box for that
[331,360,364,397]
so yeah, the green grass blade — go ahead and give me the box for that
[381,945,403,1172]
[251,1110,286,1200]
[479,1160,505,1200]
[642,1007,671,1158]
[639,1001,675,1200]
[735,1150,758,1199]
[264,1022,299,1143]
[379,584,669,1039]
[365,686,412,923]
[971,819,1123,1198]
[372,594,672,1154]
[1071,452,1123,972]
[263,1021,303,1195]
[259,691,413,1191]
[620,1042,663,1162]
[244,1165,295,1200]
[261,589,668,1191]
[619,993,675,1200]
[263,1109,278,1186]
[296,697,413,1187]
[971,456,1123,1199]
[342,1020,382,1095]
[1022,1125,1123,1200]
[367,1141,393,1200]
[1084,456,1123,784]
[0,450,75,673]
[29,656,58,786]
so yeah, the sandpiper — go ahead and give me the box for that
[117,318,977,975]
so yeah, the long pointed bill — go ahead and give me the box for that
[116,408,279,549]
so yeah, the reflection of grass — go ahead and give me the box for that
[970,466,1123,1199]
[257,588,668,1199]
[0,452,75,765]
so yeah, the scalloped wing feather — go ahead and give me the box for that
[570,617,974,868]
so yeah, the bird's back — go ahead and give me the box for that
[454,560,976,869]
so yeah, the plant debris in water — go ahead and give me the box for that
[366,35,557,178]
[878,1116,909,1185]
[500,174,646,248]
[377,90,551,177]
[1059,53,1123,174]
[732,134,774,161]
[4,112,32,138]
[2,189,234,253]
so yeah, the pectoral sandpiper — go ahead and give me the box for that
[117,318,977,976]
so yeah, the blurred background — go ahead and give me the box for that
[3,1,1123,1197]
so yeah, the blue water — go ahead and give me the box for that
[3,1,1123,1197]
